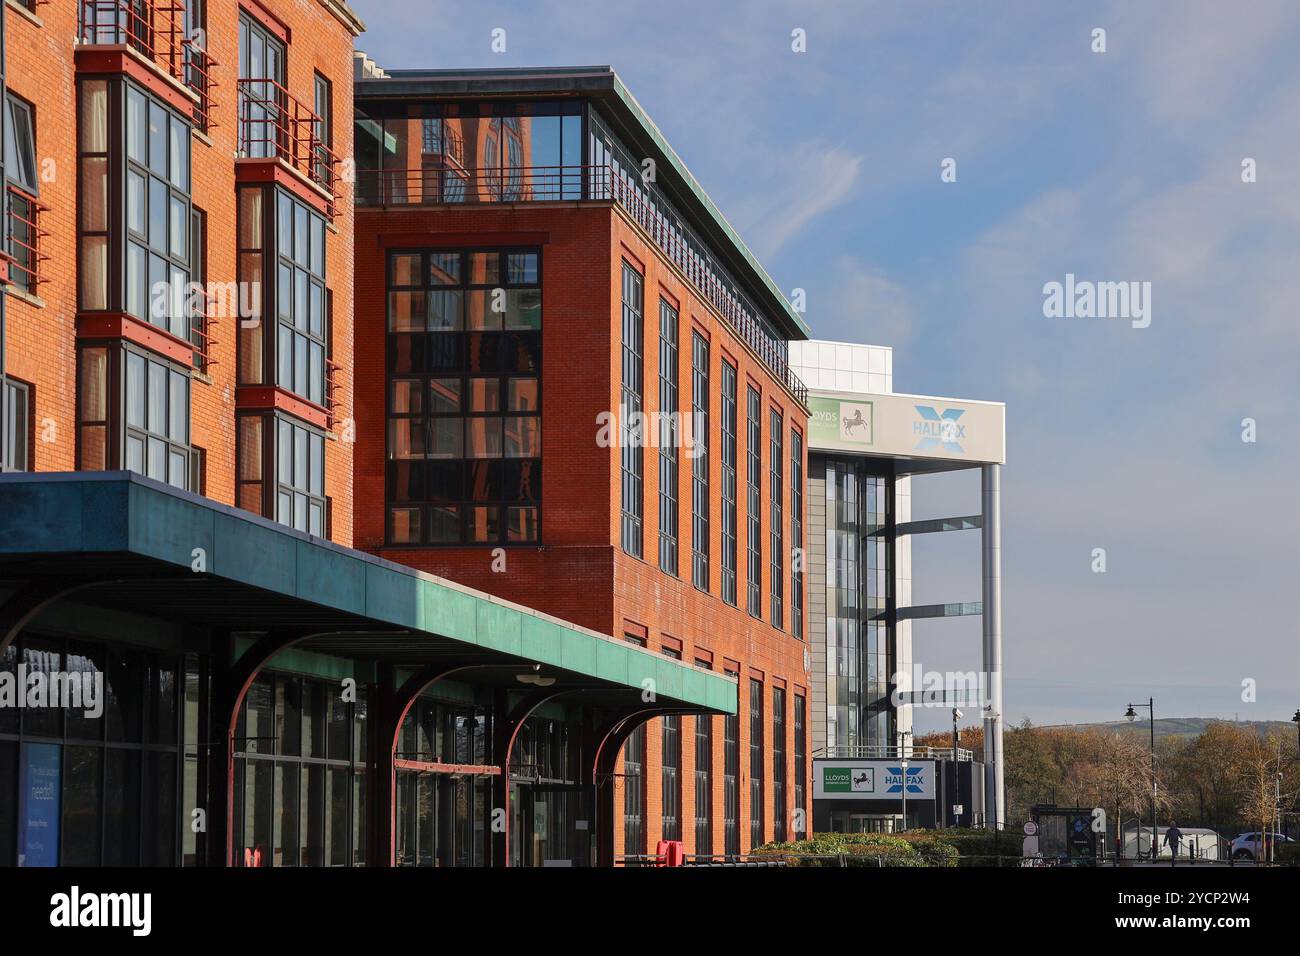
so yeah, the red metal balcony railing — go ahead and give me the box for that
[78,0,219,130]
[189,287,218,373]
[6,185,50,295]
[238,78,338,215]
[355,164,809,406]
[325,358,345,429]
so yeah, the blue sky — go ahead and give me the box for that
[350,0,1300,730]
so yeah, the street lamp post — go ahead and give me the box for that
[1126,698,1157,861]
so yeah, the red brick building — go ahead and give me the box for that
[0,6,812,868]
[0,0,362,539]
[353,65,813,860]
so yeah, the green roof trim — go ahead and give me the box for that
[606,73,812,339]
[0,473,737,715]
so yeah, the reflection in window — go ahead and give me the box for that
[386,249,541,545]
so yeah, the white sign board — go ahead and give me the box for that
[813,759,936,800]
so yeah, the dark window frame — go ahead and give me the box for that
[383,247,543,547]
[772,685,786,842]
[770,408,784,630]
[76,342,193,491]
[1,378,31,472]
[748,677,764,850]
[619,261,644,558]
[720,361,738,606]
[657,298,679,576]
[690,332,709,591]
[746,386,762,619]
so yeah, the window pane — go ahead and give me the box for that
[392,379,423,414]
[390,507,421,544]
[429,418,462,458]
[429,506,459,542]
[503,417,540,457]
[169,370,189,443]
[127,352,146,428]
[467,506,500,542]
[149,101,168,174]
[468,378,500,412]
[82,157,109,231]
[466,252,499,285]
[429,252,459,285]
[148,360,166,434]
[388,292,425,332]
[464,291,501,331]
[466,418,502,458]
[507,378,538,412]
[503,289,541,330]
[391,253,420,286]
[430,379,462,414]
[428,290,462,331]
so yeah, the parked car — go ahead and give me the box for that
[1230,831,1294,861]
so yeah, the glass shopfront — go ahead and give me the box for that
[394,697,491,867]
[0,634,188,867]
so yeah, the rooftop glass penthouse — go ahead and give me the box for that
[353,65,808,406]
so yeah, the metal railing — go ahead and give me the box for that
[325,358,345,429]
[237,77,338,215]
[5,185,49,294]
[816,744,976,761]
[78,0,218,130]
[356,162,809,407]
[189,287,218,373]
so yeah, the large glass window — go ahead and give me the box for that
[622,723,645,861]
[394,698,492,867]
[233,674,368,866]
[694,713,712,855]
[78,345,194,491]
[236,186,329,409]
[690,333,709,591]
[1,380,30,472]
[791,431,804,640]
[124,350,191,488]
[356,100,584,205]
[275,192,329,405]
[661,714,681,842]
[0,636,183,866]
[748,678,764,850]
[237,13,286,160]
[770,409,784,629]
[657,299,679,576]
[793,694,806,837]
[772,686,786,842]
[5,94,41,294]
[723,673,740,858]
[825,460,894,752]
[619,262,643,558]
[720,361,738,606]
[746,387,762,619]
[385,248,542,545]
[236,412,328,536]
[78,78,195,345]
[123,85,191,339]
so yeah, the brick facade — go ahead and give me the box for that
[354,197,810,857]
[2,0,361,544]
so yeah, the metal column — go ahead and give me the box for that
[981,464,1005,827]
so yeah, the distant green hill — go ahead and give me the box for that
[1046,716,1295,742]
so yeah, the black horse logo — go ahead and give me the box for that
[842,409,869,437]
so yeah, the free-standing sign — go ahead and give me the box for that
[806,391,1005,464]
[18,742,61,867]
[814,759,936,800]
